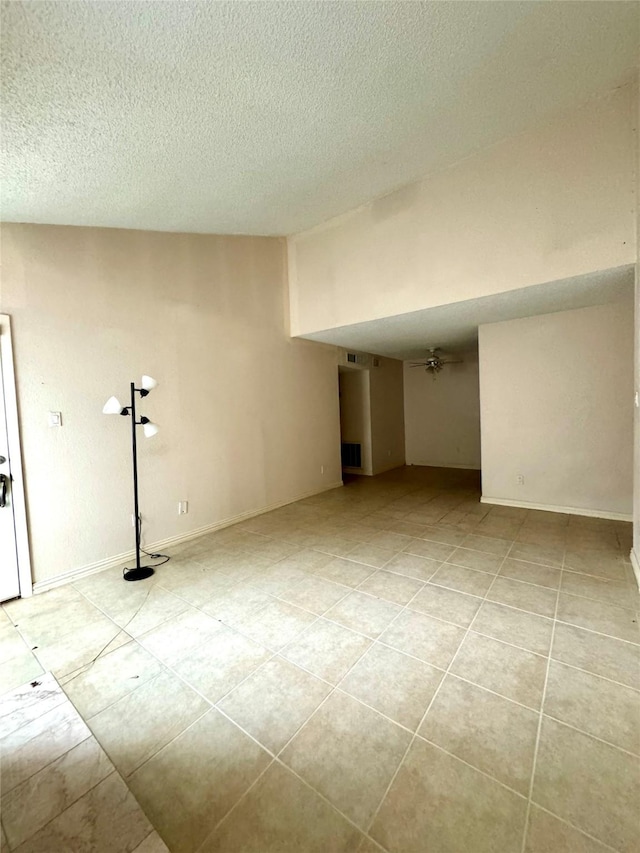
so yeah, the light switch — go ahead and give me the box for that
[48,411,62,427]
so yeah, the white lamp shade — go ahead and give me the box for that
[102,396,123,414]
[143,421,159,438]
[141,375,158,391]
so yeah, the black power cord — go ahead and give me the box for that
[120,515,171,579]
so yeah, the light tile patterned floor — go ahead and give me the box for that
[1,466,639,852]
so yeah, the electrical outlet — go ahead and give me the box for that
[516,474,525,485]
[178,501,189,515]
[131,514,136,527]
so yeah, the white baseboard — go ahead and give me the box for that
[408,461,481,471]
[630,549,640,591]
[481,496,632,522]
[31,480,344,595]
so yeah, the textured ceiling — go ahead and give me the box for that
[1,1,638,235]
[301,267,635,359]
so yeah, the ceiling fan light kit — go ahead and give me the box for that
[409,347,463,379]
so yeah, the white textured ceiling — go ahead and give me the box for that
[1,1,638,235]
[301,267,635,359]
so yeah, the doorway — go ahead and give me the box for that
[0,315,31,601]
[338,366,373,476]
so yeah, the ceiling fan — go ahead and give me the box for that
[409,347,463,379]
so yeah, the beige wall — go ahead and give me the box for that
[633,78,640,578]
[479,301,634,518]
[369,357,405,475]
[289,84,636,335]
[0,224,342,587]
[404,350,480,470]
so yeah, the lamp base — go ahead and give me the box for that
[123,566,155,582]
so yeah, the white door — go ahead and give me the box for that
[0,336,22,601]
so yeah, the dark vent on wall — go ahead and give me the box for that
[341,442,362,468]
[346,353,357,363]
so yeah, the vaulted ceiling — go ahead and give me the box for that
[2,1,638,235]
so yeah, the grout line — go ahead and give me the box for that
[519,542,564,853]
[362,546,514,839]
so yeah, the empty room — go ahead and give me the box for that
[0,2,638,852]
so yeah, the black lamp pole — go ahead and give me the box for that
[104,378,158,581]
[126,381,153,581]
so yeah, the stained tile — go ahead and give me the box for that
[128,709,270,853]
[552,623,640,690]
[402,539,456,562]
[472,601,554,655]
[508,542,564,569]
[487,576,557,618]
[419,526,468,546]
[0,652,44,698]
[344,543,397,568]
[31,620,130,680]
[461,534,511,556]
[0,672,65,739]
[561,571,635,610]
[368,531,413,552]
[325,591,402,638]
[238,600,317,650]
[357,570,424,606]
[451,633,547,709]
[525,805,612,853]
[409,584,482,628]
[419,675,539,794]
[14,771,152,853]
[218,657,331,753]
[2,737,113,848]
[172,627,271,702]
[277,576,348,615]
[199,760,361,853]
[499,558,561,590]
[281,619,371,684]
[430,563,494,597]
[544,660,640,754]
[88,669,209,777]
[370,738,527,853]
[314,557,375,588]
[380,609,465,669]
[61,640,164,719]
[384,552,441,582]
[446,547,504,574]
[564,550,627,581]
[556,593,640,644]
[533,717,640,853]
[282,690,410,828]
[339,644,443,730]
[0,701,91,795]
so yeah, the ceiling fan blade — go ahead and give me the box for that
[442,359,464,364]
[409,362,427,367]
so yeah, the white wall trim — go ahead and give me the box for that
[630,549,640,592]
[0,315,33,598]
[481,495,632,522]
[32,480,343,595]
[409,461,481,471]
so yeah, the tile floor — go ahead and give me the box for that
[0,466,639,852]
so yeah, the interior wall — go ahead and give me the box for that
[404,349,480,470]
[0,223,343,587]
[633,77,640,579]
[369,357,405,474]
[479,300,634,518]
[338,368,372,475]
[288,84,636,336]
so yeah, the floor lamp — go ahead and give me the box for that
[103,375,160,581]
